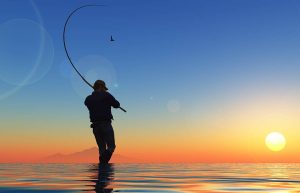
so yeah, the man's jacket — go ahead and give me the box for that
[85,91,120,122]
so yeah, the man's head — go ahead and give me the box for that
[93,80,108,91]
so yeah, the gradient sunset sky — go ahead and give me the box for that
[1,0,300,162]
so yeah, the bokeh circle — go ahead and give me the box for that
[0,1,53,100]
[0,19,54,86]
[70,55,118,98]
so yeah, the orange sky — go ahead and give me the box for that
[1,90,300,163]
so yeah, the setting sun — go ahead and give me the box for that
[265,132,286,152]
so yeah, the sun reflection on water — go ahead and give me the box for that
[0,163,300,193]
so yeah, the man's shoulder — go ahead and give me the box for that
[85,94,92,99]
[86,91,109,99]
[84,94,93,102]
[105,92,112,96]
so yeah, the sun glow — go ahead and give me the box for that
[265,132,286,152]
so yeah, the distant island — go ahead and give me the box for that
[38,147,139,163]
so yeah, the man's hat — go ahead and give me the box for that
[93,80,108,90]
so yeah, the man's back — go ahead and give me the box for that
[85,80,120,164]
[85,91,120,122]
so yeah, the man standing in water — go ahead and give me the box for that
[84,80,120,164]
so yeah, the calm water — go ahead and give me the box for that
[1,163,300,193]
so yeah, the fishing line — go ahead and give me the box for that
[63,5,126,112]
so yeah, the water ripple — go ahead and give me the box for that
[1,163,300,193]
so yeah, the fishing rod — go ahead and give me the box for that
[63,5,126,113]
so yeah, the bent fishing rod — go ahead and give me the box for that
[63,5,126,113]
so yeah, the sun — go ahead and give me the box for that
[265,132,286,152]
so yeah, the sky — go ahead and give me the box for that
[0,0,300,163]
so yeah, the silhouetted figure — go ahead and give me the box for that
[85,80,120,164]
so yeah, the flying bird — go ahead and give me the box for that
[110,35,115,42]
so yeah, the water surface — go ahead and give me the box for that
[1,163,300,193]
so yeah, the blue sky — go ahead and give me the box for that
[1,0,300,159]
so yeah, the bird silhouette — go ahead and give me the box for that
[110,35,115,42]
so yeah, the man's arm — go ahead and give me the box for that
[107,93,120,108]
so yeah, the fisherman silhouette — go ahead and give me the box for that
[84,80,120,164]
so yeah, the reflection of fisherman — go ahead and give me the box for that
[84,80,120,164]
[95,164,114,193]
[88,163,114,193]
